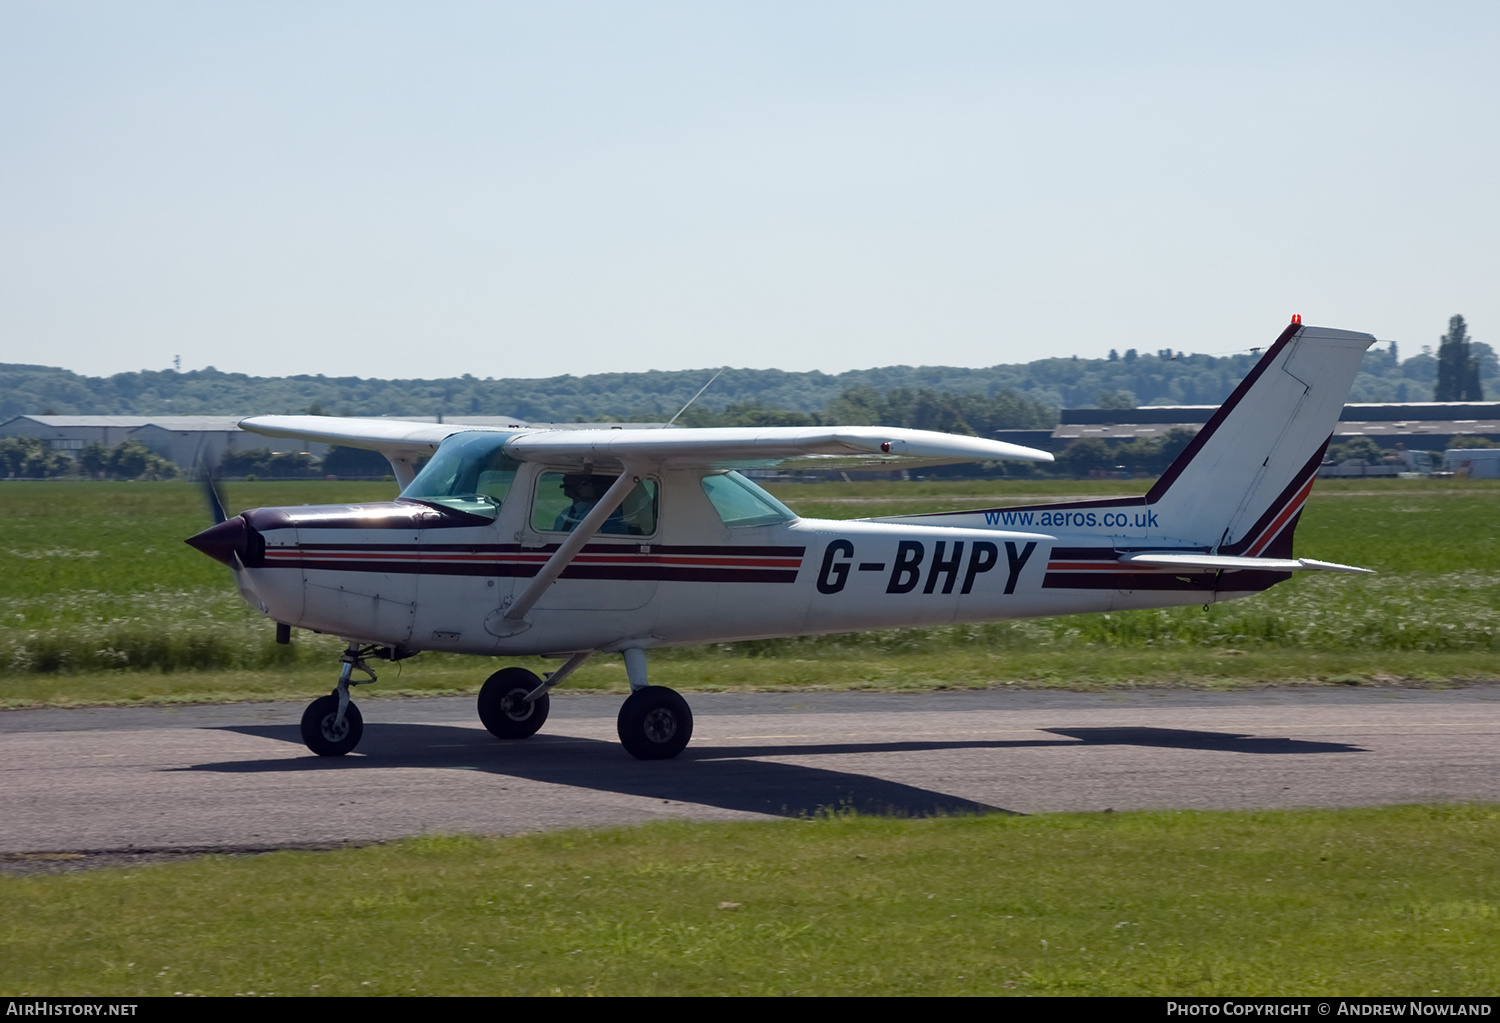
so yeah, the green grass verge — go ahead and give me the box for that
[2,479,1497,706]
[1,649,1495,709]
[4,806,1498,996]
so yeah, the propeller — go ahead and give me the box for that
[185,463,246,568]
[184,464,266,610]
[200,461,228,525]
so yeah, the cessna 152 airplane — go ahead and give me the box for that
[186,318,1375,760]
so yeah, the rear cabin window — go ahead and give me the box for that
[531,472,658,536]
[700,471,796,528]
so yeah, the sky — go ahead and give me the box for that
[2,1,1497,381]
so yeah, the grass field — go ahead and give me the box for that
[1,477,1497,706]
[4,806,1498,996]
[4,481,1497,998]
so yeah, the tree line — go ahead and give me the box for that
[6,315,1489,423]
[0,438,370,480]
[0,437,179,480]
[6,429,1493,484]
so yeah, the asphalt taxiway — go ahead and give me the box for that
[2,686,1497,858]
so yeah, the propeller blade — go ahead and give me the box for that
[231,550,261,603]
[198,462,228,525]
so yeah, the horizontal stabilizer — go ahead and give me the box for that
[1118,553,1374,575]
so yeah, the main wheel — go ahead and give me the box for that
[300,693,363,756]
[478,667,550,739]
[617,686,693,760]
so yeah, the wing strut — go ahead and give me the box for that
[500,467,644,626]
[386,452,423,490]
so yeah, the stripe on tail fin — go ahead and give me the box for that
[1220,443,1329,559]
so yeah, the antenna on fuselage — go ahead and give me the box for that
[664,367,727,427]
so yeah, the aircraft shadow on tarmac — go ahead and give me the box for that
[191,723,1006,818]
[179,721,1366,821]
[1041,727,1365,755]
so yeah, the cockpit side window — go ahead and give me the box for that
[532,472,658,536]
[700,471,796,527]
[401,432,519,520]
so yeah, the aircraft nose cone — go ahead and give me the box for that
[186,516,249,567]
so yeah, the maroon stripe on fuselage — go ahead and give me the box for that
[1048,545,1209,560]
[1041,570,1285,592]
[920,495,1149,517]
[266,542,804,558]
[272,557,801,583]
[1042,572,1215,591]
[256,541,806,583]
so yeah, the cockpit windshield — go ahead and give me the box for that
[401,432,518,520]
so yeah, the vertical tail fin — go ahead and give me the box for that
[886,320,1375,559]
[1143,322,1373,552]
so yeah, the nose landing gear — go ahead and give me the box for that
[301,693,364,756]
[300,642,383,757]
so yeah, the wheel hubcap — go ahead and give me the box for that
[321,715,349,742]
[642,707,677,743]
[501,689,533,721]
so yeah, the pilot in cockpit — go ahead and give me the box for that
[554,473,632,534]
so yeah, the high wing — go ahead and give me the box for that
[239,415,472,451]
[240,416,1053,487]
[240,415,477,488]
[501,425,1054,470]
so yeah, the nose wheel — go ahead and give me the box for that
[300,642,378,756]
[301,693,364,756]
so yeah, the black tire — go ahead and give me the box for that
[616,686,693,760]
[300,693,363,757]
[477,667,550,740]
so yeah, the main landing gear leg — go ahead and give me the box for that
[616,648,693,761]
[300,643,376,757]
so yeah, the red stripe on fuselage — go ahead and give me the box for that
[258,542,805,582]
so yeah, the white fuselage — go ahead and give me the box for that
[234,464,1264,658]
